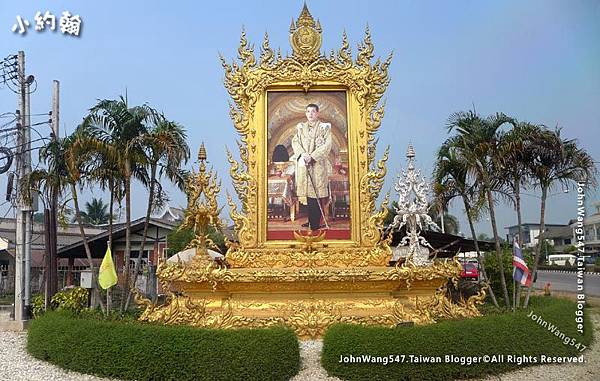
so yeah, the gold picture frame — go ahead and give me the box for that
[222,5,393,268]
[264,88,352,242]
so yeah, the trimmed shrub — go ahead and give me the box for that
[50,287,88,312]
[322,297,593,381]
[28,311,300,381]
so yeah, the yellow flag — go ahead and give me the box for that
[98,246,118,289]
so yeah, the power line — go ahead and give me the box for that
[5,137,48,152]
[0,119,18,130]
[1,112,50,118]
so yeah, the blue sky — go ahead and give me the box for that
[1,1,599,237]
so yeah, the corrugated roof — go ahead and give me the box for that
[544,225,574,239]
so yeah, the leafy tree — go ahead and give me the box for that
[446,110,514,307]
[78,198,110,225]
[23,135,88,302]
[497,122,545,308]
[523,129,597,307]
[426,208,460,235]
[433,138,499,307]
[82,96,155,313]
[166,224,226,257]
[126,115,190,310]
[64,130,106,313]
[497,122,539,245]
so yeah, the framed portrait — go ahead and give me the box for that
[221,17,391,268]
[265,90,352,241]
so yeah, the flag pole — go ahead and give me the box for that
[106,240,110,316]
[512,238,516,312]
[512,277,516,311]
[99,240,118,317]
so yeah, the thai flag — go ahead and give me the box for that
[513,239,532,287]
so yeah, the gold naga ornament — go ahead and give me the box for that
[136,4,485,339]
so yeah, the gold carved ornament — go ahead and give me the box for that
[220,4,394,268]
[153,144,233,291]
[134,5,486,339]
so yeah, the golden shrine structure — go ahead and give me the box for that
[135,5,485,339]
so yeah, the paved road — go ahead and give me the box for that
[534,270,600,296]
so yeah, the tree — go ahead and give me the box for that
[497,121,540,308]
[433,138,499,307]
[167,224,226,257]
[427,208,460,235]
[64,130,106,313]
[22,138,74,304]
[498,122,539,245]
[446,110,514,307]
[82,96,155,313]
[84,149,124,313]
[125,115,190,310]
[78,198,110,225]
[522,129,597,307]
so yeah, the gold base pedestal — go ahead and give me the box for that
[136,261,485,339]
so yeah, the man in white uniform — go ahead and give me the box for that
[291,103,332,231]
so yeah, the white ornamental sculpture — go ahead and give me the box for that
[389,144,439,266]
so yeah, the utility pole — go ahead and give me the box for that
[14,51,25,322]
[49,81,59,299]
[44,80,59,306]
[14,50,34,322]
[23,61,33,317]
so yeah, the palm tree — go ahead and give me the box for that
[63,130,106,313]
[427,206,460,235]
[83,131,135,313]
[124,115,190,310]
[522,129,597,307]
[78,198,110,225]
[21,138,73,304]
[446,110,514,307]
[85,149,123,312]
[433,139,499,307]
[497,121,540,308]
[82,96,154,313]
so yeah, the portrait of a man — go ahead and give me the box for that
[266,91,351,240]
[291,103,331,231]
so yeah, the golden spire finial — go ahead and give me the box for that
[198,143,207,162]
[297,2,314,27]
[181,141,223,257]
[290,3,322,62]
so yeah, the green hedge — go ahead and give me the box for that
[322,297,593,381]
[28,311,300,381]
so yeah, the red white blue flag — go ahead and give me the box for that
[513,239,532,287]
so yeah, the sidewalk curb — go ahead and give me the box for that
[538,270,600,276]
